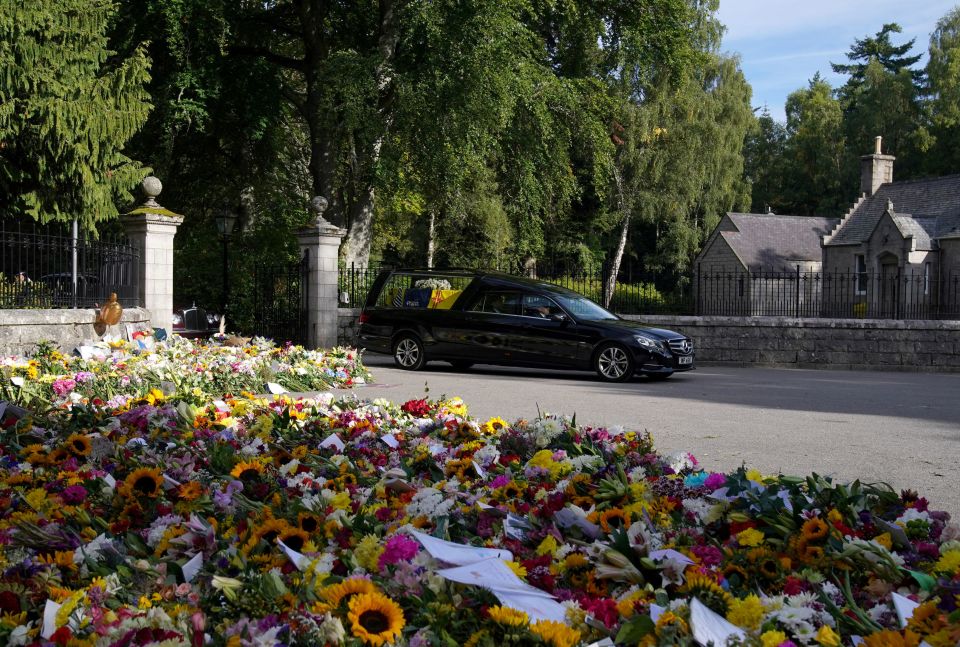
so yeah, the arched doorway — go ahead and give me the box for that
[878,252,899,318]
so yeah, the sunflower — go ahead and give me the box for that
[176,481,203,501]
[487,605,529,627]
[47,447,71,465]
[298,512,323,535]
[279,527,310,553]
[530,619,581,647]
[801,517,829,542]
[495,481,524,501]
[680,573,733,615]
[64,434,92,457]
[322,576,379,607]
[242,518,291,554]
[347,591,405,646]
[862,629,922,647]
[464,630,488,647]
[230,459,266,481]
[906,601,946,636]
[120,467,163,498]
[597,508,631,533]
[655,611,690,638]
[481,417,509,435]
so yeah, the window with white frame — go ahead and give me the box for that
[855,254,867,295]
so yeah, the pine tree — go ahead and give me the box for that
[0,0,151,228]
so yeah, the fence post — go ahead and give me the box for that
[795,264,801,317]
[120,177,183,333]
[296,196,346,349]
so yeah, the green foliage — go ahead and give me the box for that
[0,0,152,226]
[925,7,960,176]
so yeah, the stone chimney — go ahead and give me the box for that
[860,135,895,196]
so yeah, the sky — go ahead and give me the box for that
[716,0,958,122]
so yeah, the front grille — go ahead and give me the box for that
[668,338,693,355]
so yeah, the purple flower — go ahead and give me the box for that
[74,371,95,383]
[703,472,727,490]
[61,485,88,505]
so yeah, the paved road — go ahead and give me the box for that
[335,355,960,518]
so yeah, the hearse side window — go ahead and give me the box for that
[468,291,522,315]
[374,273,472,309]
[521,293,564,318]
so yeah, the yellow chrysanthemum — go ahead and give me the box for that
[736,527,765,547]
[346,591,405,646]
[932,549,960,575]
[487,605,529,627]
[726,594,764,631]
[761,630,789,647]
[530,619,581,647]
[745,468,764,484]
[354,535,384,572]
[505,561,528,579]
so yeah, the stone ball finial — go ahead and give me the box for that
[309,195,331,227]
[886,198,895,214]
[142,176,162,208]
[310,195,328,215]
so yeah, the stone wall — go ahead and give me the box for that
[337,308,960,371]
[629,315,960,372]
[339,308,362,347]
[0,308,152,356]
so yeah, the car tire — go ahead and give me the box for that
[448,360,474,370]
[393,333,426,371]
[646,372,673,381]
[594,343,634,382]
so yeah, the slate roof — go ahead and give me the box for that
[720,213,840,269]
[826,174,960,246]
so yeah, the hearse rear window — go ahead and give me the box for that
[375,273,473,309]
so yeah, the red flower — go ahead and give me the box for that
[400,398,431,417]
[51,626,73,646]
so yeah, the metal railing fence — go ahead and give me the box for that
[0,219,139,309]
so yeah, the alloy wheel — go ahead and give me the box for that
[395,338,421,368]
[597,346,630,380]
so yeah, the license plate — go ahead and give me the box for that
[678,356,693,365]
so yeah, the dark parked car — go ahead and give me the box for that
[172,304,221,339]
[357,269,695,381]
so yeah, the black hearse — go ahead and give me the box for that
[356,269,694,382]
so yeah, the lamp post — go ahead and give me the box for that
[215,208,238,314]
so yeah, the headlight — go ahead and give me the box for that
[171,313,183,327]
[633,335,662,351]
[207,313,220,326]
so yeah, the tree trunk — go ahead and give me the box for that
[340,0,399,266]
[426,209,436,268]
[604,166,630,308]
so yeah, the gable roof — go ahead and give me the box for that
[825,174,960,246]
[718,213,840,269]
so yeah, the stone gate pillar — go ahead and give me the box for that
[296,196,346,349]
[120,177,183,333]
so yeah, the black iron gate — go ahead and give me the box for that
[250,250,309,346]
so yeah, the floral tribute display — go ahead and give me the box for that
[0,337,370,408]
[0,387,958,646]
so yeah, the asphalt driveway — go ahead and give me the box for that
[336,354,960,518]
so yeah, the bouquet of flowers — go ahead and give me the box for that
[0,338,371,410]
[0,390,956,646]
